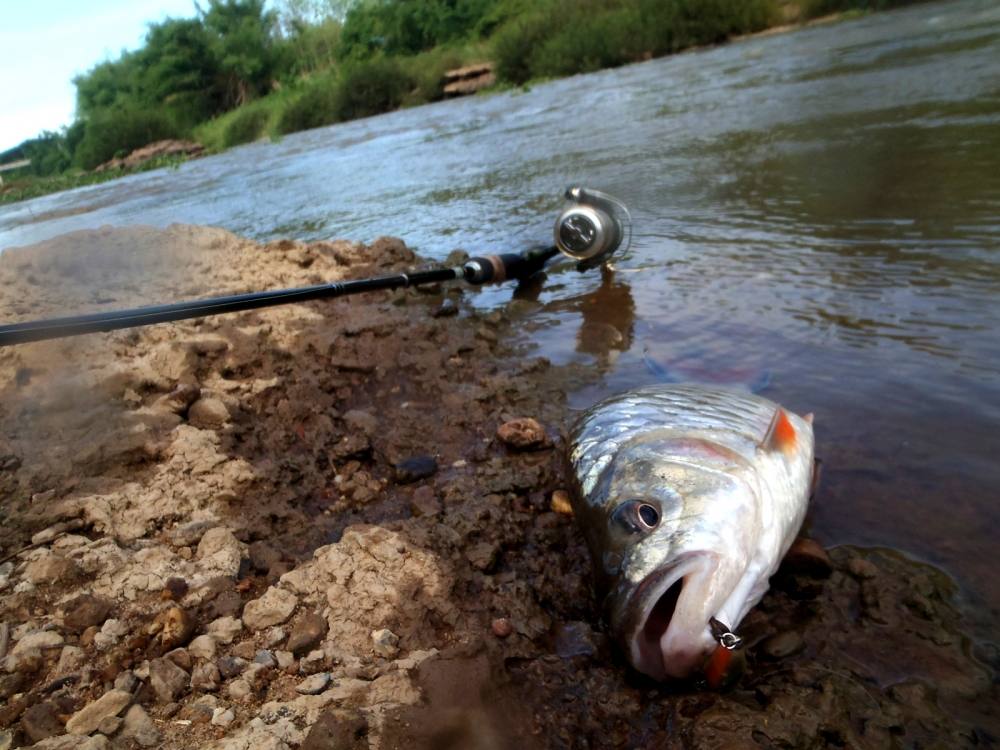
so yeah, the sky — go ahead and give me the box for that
[0,0,203,153]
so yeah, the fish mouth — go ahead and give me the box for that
[625,553,719,680]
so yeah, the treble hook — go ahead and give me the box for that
[709,617,743,651]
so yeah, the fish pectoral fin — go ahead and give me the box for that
[762,408,797,455]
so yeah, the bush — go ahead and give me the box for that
[529,5,643,78]
[74,107,181,170]
[222,104,270,146]
[333,57,414,121]
[276,73,341,134]
[492,11,552,84]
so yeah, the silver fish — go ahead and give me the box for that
[568,384,814,681]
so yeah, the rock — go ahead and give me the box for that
[432,298,459,318]
[264,627,286,648]
[491,618,513,638]
[782,538,833,578]
[97,715,122,735]
[249,541,282,573]
[152,606,195,650]
[554,621,599,659]
[196,528,246,577]
[465,541,499,571]
[393,455,438,484]
[409,486,441,517]
[286,612,327,656]
[191,661,222,692]
[114,670,139,693]
[0,729,11,750]
[299,649,327,674]
[63,595,113,633]
[227,678,251,700]
[155,383,201,415]
[163,577,189,601]
[371,629,399,659]
[10,630,64,663]
[149,657,189,703]
[301,708,368,750]
[496,417,549,450]
[275,651,295,670]
[188,634,218,660]
[254,649,277,668]
[243,587,297,630]
[762,630,806,660]
[65,689,132,735]
[121,705,160,747]
[343,409,377,436]
[25,554,80,585]
[849,557,879,580]
[21,702,64,742]
[167,521,217,547]
[93,619,129,651]
[550,489,574,515]
[296,672,331,695]
[229,642,254,662]
[188,398,230,428]
[164,647,192,671]
[25,736,110,750]
[211,707,235,726]
[217,656,248,679]
[56,645,86,674]
[207,616,242,644]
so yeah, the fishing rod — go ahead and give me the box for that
[0,187,631,347]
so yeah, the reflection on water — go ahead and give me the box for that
[2,1,999,631]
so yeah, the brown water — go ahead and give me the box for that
[2,1,998,633]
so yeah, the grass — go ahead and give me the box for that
[0,155,191,205]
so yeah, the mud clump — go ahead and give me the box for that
[0,226,995,749]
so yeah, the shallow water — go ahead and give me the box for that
[2,1,998,631]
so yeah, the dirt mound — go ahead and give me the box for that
[94,140,204,173]
[0,226,995,749]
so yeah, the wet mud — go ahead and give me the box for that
[0,227,996,749]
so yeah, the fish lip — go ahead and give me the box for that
[613,552,713,681]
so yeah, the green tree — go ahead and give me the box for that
[200,0,281,107]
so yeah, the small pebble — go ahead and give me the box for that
[496,417,549,450]
[211,707,235,727]
[296,672,331,695]
[491,618,513,638]
[550,490,574,515]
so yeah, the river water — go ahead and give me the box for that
[2,1,998,631]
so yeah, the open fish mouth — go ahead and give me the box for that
[625,554,718,680]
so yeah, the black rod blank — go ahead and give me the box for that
[0,266,459,347]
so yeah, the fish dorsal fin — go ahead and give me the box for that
[763,408,797,454]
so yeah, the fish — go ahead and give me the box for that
[568,384,814,682]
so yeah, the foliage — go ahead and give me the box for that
[222,103,272,146]
[4,0,928,205]
[493,0,777,84]
[338,0,500,58]
[800,0,926,17]
[73,107,181,170]
[276,72,343,133]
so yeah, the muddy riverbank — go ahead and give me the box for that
[0,227,996,748]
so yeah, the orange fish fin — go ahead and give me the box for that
[704,645,733,690]
[763,408,797,454]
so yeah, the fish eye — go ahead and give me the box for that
[638,503,659,528]
[611,499,660,534]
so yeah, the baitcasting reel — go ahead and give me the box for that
[554,187,632,270]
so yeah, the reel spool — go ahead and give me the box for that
[554,187,632,270]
